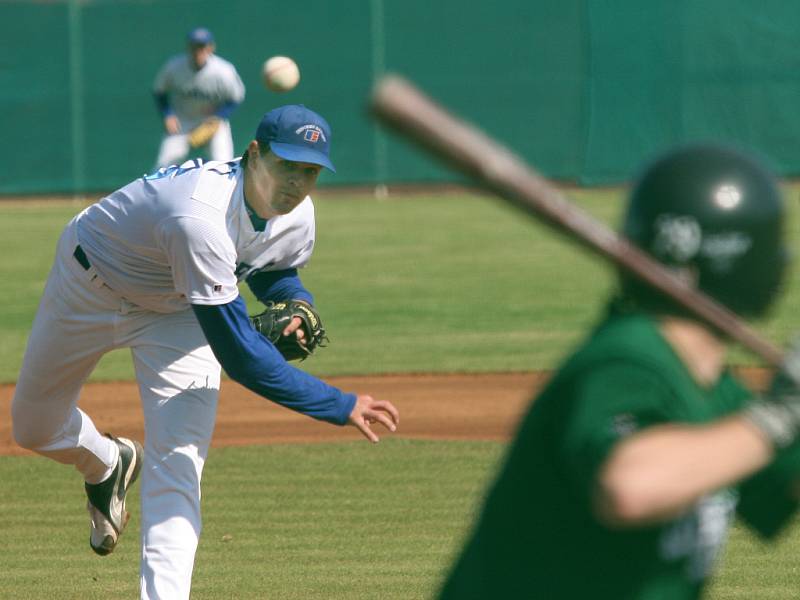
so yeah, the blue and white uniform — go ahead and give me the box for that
[12,158,354,599]
[153,52,246,167]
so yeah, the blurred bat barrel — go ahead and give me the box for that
[369,75,783,367]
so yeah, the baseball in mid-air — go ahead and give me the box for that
[262,56,300,93]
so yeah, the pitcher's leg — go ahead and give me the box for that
[131,312,221,600]
[12,221,120,482]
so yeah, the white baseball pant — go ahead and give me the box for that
[12,215,221,600]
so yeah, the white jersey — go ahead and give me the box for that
[153,54,246,129]
[76,159,315,313]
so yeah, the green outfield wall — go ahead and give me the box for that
[3,0,800,194]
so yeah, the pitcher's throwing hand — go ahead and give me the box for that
[349,396,400,443]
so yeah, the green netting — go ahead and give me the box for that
[1,0,799,194]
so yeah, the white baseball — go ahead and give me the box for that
[262,56,300,93]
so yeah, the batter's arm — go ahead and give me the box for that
[595,417,771,526]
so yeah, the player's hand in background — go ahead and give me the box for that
[164,114,181,135]
[348,395,399,443]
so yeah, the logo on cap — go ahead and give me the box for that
[296,124,326,143]
[255,106,336,171]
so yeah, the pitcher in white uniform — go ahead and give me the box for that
[12,104,399,600]
[153,27,246,168]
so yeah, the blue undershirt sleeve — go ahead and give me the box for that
[246,268,313,304]
[154,92,173,117]
[215,101,239,120]
[192,296,355,425]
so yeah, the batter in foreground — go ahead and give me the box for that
[12,104,399,600]
[439,144,800,599]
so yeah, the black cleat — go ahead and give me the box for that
[85,436,143,556]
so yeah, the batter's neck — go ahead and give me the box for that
[658,316,727,388]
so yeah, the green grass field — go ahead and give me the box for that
[3,443,800,600]
[3,186,800,381]
[3,187,800,598]
[0,440,505,600]
[0,189,627,382]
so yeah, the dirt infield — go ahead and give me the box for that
[0,368,771,456]
[0,373,547,456]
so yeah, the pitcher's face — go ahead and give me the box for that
[246,144,321,218]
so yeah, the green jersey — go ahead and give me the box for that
[440,303,799,600]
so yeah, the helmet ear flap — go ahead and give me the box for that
[620,143,787,318]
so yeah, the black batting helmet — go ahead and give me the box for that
[621,143,788,317]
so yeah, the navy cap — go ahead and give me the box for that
[255,105,335,172]
[187,27,214,46]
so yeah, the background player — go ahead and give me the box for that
[438,144,800,599]
[11,104,399,600]
[153,27,246,168]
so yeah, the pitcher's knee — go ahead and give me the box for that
[10,411,57,450]
[12,419,46,450]
[11,396,63,450]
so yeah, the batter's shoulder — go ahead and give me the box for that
[560,309,672,378]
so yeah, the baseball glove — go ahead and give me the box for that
[187,117,221,148]
[250,300,328,361]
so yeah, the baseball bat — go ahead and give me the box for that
[369,75,784,367]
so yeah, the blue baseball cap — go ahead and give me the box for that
[187,27,214,46]
[255,105,335,172]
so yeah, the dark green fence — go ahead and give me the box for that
[3,0,800,194]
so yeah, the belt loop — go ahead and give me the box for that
[88,268,106,289]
